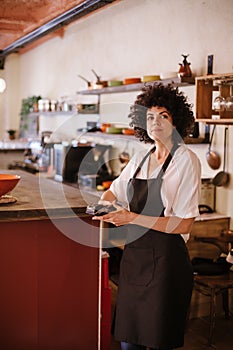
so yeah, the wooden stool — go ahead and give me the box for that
[194,272,233,346]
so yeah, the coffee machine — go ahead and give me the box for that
[54,142,112,185]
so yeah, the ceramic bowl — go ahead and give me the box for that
[123,77,141,85]
[122,128,134,135]
[0,174,21,197]
[102,181,113,189]
[100,123,112,132]
[107,80,123,87]
[106,127,124,134]
[160,72,178,80]
[141,75,160,82]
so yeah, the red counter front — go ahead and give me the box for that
[0,217,100,350]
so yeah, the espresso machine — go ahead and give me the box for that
[54,142,112,186]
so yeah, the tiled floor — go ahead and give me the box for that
[110,281,233,350]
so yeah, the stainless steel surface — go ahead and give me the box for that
[54,143,69,182]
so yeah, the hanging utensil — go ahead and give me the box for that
[77,74,91,88]
[213,127,230,187]
[91,69,108,88]
[118,140,131,172]
[206,125,221,170]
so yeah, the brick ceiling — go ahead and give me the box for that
[0,0,117,55]
[0,1,87,50]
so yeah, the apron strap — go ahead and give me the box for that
[132,146,156,178]
[157,143,179,178]
[132,143,179,179]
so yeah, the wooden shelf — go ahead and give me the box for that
[184,137,208,144]
[76,131,135,140]
[195,72,233,82]
[196,118,233,125]
[196,73,233,125]
[77,131,207,144]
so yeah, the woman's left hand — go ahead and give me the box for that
[92,208,136,226]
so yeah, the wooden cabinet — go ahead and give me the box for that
[196,72,233,125]
[187,215,230,260]
[187,215,231,318]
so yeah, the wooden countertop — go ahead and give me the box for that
[0,141,29,151]
[195,212,230,221]
[107,213,230,250]
[0,170,99,222]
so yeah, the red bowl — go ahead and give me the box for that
[123,77,141,85]
[100,123,111,133]
[102,181,113,190]
[122,128,134,135]
[0,174,21,197]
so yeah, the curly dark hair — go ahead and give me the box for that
[128,83,195,144]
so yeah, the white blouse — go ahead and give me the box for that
[109,144,202,242]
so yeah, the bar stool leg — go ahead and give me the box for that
[208,288,216,346]
[222,290,230,319]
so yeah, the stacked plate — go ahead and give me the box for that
[107,80,123,87]
[141,75,160,82]
[105,126,124,134]
[160,72,178,79]
[123,77,141,85]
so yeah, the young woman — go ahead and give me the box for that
[93,83,201,350]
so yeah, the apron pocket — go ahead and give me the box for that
[122,247,154,286]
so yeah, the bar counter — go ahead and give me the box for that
[0,170,101,350]
[0,170,99,221]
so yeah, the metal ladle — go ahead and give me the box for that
[213,127,230,187]
[206,125,221,170]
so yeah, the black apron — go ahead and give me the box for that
[114,145,194,349]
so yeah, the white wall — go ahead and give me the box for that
[0,54,20,137]
[2,0,233,114]
[1,0,233,224]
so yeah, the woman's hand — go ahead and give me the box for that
[92,208,136,226]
